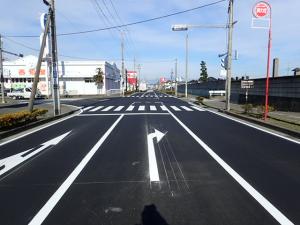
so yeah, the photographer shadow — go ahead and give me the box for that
[135,204,169,225]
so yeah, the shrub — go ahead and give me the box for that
[242,104,253,114]
[196,96,205,104]
[0,108,48,130]
[257,105,276,115]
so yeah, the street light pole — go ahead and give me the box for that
[185,32,189,99]
[0,35,5,103]
[225,0,234,111]
[175,58,178,96]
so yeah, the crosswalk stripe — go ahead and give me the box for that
[171,106,181,111]
[138,105,145,111]
[126,105,134,111]
[114,106,124,111]
[102,106,114,111]
[83,106,94,111]
[181,106,193,111]
[150,105,157,111]
[191,106,205,111]
[160,105,168,111]
[89,106,104,112]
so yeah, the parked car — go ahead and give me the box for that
[7,88,43,99]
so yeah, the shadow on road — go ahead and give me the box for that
[135,204,169,225]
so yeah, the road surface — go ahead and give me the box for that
[0,91,299,225]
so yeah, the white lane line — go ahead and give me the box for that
[83,106,94,111]
[102,106,114,112]
[138,105,145,111]
[166,107,294,225]
[126,105,134,111]
[114,106,124,111]
[89,106,104,112]
[191,106,205,111]
[160,105,168,111]
[181,106,193,111]
[28,115,124,225]
[171,106,181,111]
[150,105,157,111]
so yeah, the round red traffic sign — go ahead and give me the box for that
[253,1,270,18]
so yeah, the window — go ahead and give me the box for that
[84,78,93,83]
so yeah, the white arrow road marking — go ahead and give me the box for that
[0,131,71,177]
[28,115,124,225]
[147,129,166,182]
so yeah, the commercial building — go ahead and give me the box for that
[2,55,120,96]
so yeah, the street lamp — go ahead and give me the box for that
[172,24,189,99]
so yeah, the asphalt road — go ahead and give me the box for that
[0,90,299,225]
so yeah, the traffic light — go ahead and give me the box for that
[221,55,228,70]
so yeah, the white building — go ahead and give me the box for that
[2,55,120,96]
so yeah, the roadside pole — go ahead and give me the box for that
[0,35,5,103]
[121,32,125,96]
[185,33,188,99]
[175,58,178,97]
[50,0,60,116]
[28,14,51,112]
[225,0,234,111]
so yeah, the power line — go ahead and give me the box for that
[4,0,226,38]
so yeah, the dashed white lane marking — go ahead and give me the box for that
[150,105,157,111]
[102,106,114,111]
[191,106,205,111]
[160,105,168,111]
[181,106,193,111]
[28,115,124,225]
[114,106,124,111]
[89,106,104,112]
[138,105,145,111]
[126,105,134,111]
[166,107,294,225]
[171,106,181,111]
[83,106,94,111]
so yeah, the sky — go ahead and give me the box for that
[1,0,300,83]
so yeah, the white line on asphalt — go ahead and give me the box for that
[191,106,205,111]
[114,106,124,111]
[77,113,169,116]
[160,105,168,111]
[188,102,300,145]
[150,105,157,111]
[89,106,104,112]
[166,107,294,225]
[83,106,94,111]
[0,109,83,146]
[138,105,145,111]
[171,106,181,111]
[126,105,135,111]
[28,115,124,225]
[102,106,114,111]
[181,106,193,111]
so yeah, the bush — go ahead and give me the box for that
[257,105,275,115]
[242,104,253,114]
[0,108,48,130]
[196,96,205,104]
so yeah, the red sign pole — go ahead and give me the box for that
[264,2,272,121]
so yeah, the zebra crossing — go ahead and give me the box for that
[126,95,174,98]
[81,104,205,113]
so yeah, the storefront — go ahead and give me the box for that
[2,55,121,96]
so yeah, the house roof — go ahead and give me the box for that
[292,68,300,72]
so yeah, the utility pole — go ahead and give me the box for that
[0,35,4,103]
[134,56,137,92]
[28,14,51,112]
[50,0,60,115]
[185,33,189,99]
[175,58,178,96]
[121,32,125,96]
[137,64,141,91]
[225,0,234,111]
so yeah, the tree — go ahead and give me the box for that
[93,68,104,94]
[93,68,104,85]
[199,61,208,82]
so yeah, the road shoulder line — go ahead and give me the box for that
[166,106,294,225]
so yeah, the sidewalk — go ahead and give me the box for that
[190,96,300,134]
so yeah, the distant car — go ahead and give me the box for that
[7,88,43,99]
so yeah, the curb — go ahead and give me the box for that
[198,101,300,139]
[0,108,80,140]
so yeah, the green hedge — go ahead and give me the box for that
[0,109,48,130]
